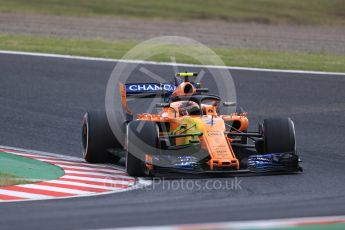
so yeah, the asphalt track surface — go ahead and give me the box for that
[0,53,344,229]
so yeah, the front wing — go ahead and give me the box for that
[147,152,302,176]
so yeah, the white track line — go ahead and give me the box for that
[43,180,118,191]
[0,50,344,76]
[64,172,134,180]
[57,165,125,174]
[0,146,81,161]
[9,152,60,160]
[111,215,345,230]
[61,176,133,185]
[63,170,124,177]
[51,163,121,171]
[38,159,119,168]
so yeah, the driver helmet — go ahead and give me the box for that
[178,101,201,116]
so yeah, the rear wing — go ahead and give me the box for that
[125,83,176,97]
[119,83,174,120]
[124,72,199,96]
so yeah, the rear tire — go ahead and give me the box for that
[126,121,159,177]
[82,111,121,163]
[263,117,296,153]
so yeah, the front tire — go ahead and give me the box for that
[126,121,159,177]
[263,117,296,153]
[82,111,121,163]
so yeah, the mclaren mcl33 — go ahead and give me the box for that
[82,72,302,177]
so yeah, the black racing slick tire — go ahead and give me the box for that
[263,117,296,153]
[82,111,121,163]
[126,121,159,177]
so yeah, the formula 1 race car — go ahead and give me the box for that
[82,72,302,177]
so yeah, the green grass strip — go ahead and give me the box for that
[271,223,345,230]
[0,173,31,186]
[1,34,344,73]
[0,0,344,25]
[0,151,64,184]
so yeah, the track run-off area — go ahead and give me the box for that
[0,51,344,229]
[0,146,148,202]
